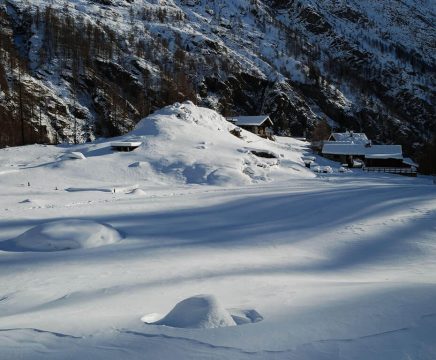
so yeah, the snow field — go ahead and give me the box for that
[0,103,435,359]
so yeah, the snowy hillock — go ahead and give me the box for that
[0,102,313,190]
[126,101,313,186]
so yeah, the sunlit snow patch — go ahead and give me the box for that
[141,294,262,329]
[1,219,122,252]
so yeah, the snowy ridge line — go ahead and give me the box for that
[0,327,82,339]
[0,183,295,216]
[121,314,433,354]
[305,311,436,345]
[313,327,410,344]
[118,329,287,355]
[420,313,436,319]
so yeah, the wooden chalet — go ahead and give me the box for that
[321,132,418,176]
[228,115,274,140]
[322,143,402,165]
[363,155,419,176]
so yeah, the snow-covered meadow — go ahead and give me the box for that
[0,103,435,359]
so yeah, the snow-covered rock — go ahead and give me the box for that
[144,294,237,329]
[3,219,122,251]
[63,152,86,160]
[129,188,146,196]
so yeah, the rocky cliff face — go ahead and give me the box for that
[0,0,434,166]
[272,0,435,152]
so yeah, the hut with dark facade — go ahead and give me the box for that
[228,116,274,140]
[321,142,417,176]
[111,141,142,152]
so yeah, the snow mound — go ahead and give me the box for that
[142,295,263,329]
[144,294,237,329]
[63,151,86,160]
[129,188,146,196]
[17,198,50,207]
[129,102,253,186]
[124,101,312,185]
[3,219,122,252]
[227,308,264,325]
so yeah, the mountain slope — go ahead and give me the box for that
[0,0,434,167]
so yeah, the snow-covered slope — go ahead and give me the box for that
[127,101,313,185]
[0,102,313,195]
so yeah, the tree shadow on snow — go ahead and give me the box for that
[0,183,434,276]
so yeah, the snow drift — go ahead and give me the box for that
[144,294,237,329]
[142,294,264,329]
[3,219,122,251]
[0,102,313,190]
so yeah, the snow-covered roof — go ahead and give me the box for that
[402,157,419,167]
[231,116,273,127]
[111,141,142,148]
[322,144,403,157]
[323,140,361,145]
[65,151,86,160]
[365,153,403,160]
[302,156,316,161]
[329,132,369,144]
